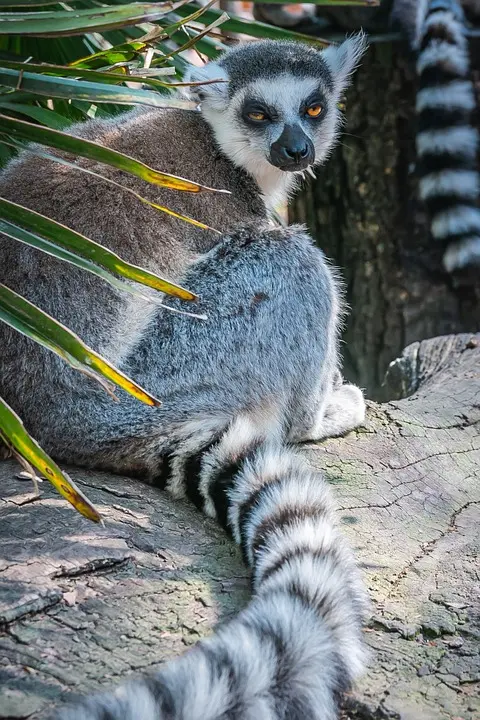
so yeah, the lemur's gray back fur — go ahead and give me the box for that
[392,0,480,272]
[0,36,369,719]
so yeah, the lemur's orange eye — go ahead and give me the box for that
[306,105,322,118]
[248,111,266,121]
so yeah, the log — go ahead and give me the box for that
[0,334,479,720]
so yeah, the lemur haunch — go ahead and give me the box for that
[0,36,369,719]
[392,0,480,271]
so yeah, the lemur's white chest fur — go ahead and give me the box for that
[203,104,296,210]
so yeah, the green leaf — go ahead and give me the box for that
[0,114,229,194]
[0,282,162,407]
[0,197,198,301]
[11,139,219,233]
[0,397,102,522]
[250,0,378,4]
[0,0,64,5]
[0,2,191,37]
[0,100,71,129]
[0,68,194,108]
[161,0,219,38]
[0,59,179,91]
[160,12,229,61]
[0,32,93,67]
[172,5,331,45]
[69,35,175,71]
[0,137,13,166]
[0,60,182,94]
[70,41,150,70]
[0,218,199,317]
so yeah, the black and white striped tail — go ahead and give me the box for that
[58,416,368,720]
[416,0,480,271]
[395,0,480,271]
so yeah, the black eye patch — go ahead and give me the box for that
[301,92,327,120]
[241,98,278,127]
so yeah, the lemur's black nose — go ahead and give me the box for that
[270,124,315,171]
[285,144,309,162]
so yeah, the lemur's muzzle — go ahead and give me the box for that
[269,124,315,171]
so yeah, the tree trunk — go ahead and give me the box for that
[290,42,480,399]
[1,333,479,720]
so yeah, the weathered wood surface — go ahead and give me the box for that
[1,334,479,720]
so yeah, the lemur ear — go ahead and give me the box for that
[182,61,230,110]
[321,32,368,98]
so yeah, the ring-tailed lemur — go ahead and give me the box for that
[0,36,369,719]
[392,0,480,272]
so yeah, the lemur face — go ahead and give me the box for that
[235,76,332,172]
[185,36,367,197]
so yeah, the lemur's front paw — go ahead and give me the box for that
[302,383,366,443]
[325,383,366,428]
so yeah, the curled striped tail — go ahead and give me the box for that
[395,0,480,272]
[58,417,368,720]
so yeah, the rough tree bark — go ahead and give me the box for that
[1,333,479,720]
[290,42,480,399]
